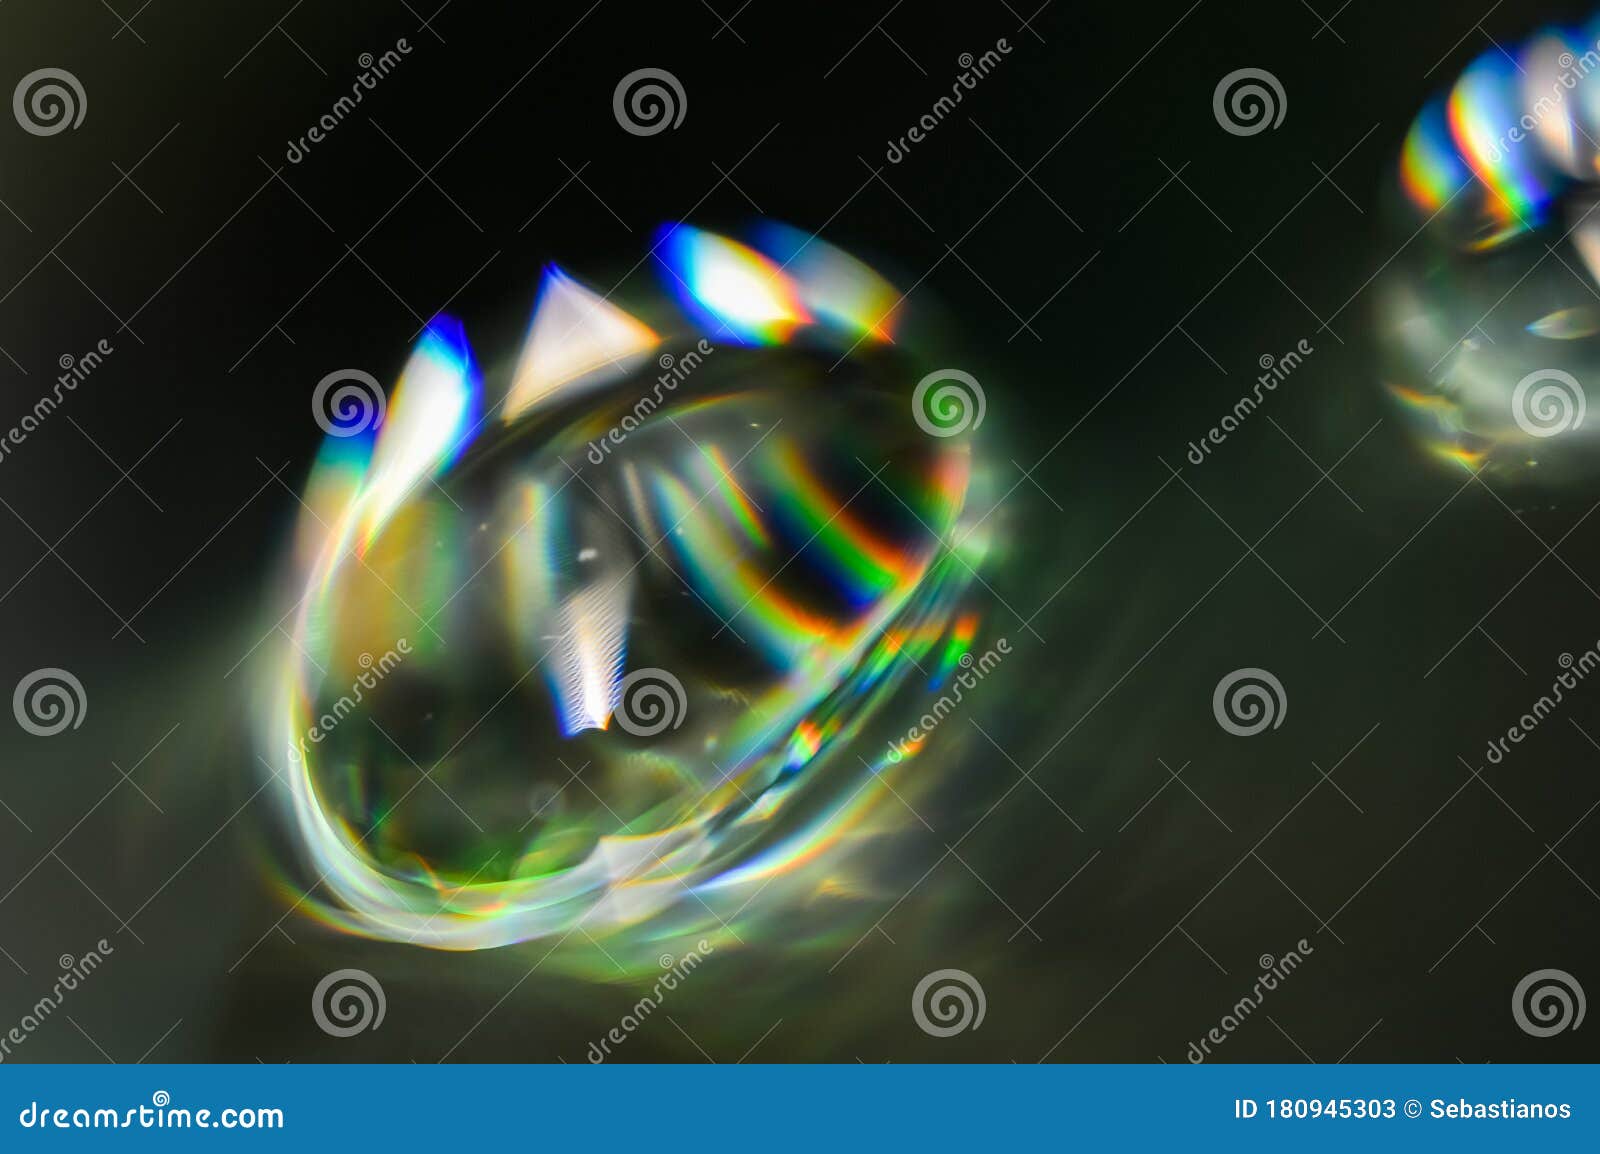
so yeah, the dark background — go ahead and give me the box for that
[0,0,1596,1062]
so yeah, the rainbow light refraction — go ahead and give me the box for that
[655,224,809,344]
[358,317,482,549]
[1384,10,1600,483]
[1446,53,1554,230]
[1400,98,1471,214]
[1397,32,1600,244]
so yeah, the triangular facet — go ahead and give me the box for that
[503,267,658,422]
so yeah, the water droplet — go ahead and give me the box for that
[270,224,995,964]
